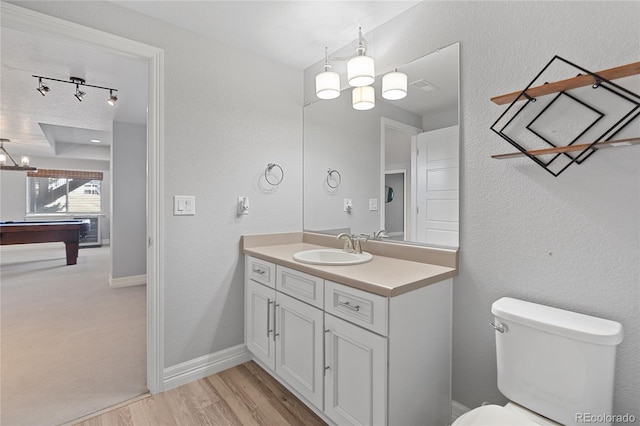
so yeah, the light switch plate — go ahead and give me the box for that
[369,198,378,211]
[174,195,195,216]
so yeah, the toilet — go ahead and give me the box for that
[453,297,623,426]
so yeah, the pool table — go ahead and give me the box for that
[0,221,88,265]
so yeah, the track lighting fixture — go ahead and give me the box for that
[107,90,118,106]
[314,27,408,110]
[36,77,50,96]
[74,80,86,102]
[0,139,37,171]
[32,75,118,106]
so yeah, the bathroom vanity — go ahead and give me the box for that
[243,232,457,426]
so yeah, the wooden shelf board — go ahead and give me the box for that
[492,137,640,160]
[491,62,640,105]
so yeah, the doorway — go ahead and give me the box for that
[384,170,406,240]
[1,1,164,421]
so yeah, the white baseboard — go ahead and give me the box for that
[109,273,146,288]
[163,344,252,391]
[452,400,471,422]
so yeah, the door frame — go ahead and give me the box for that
[383,169,407,240]
[380,117,422,238]
[2,3,166,393]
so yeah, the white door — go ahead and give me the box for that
[275,292,324,408]
[246,280,276,370]
[324,314,387,426]
[415,125,459,246]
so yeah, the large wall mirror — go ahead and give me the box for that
[304,42,460,248]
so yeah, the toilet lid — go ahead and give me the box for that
[452,404,539,426]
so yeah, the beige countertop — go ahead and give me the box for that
[243,239,457,297]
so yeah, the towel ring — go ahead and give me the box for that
[326,168,341,189]
[265,163,284,186]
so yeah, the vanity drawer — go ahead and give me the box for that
[276,265,324,309]
[325,280,388,336]
[246,256,276,288]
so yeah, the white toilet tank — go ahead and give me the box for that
[492,297,623,426]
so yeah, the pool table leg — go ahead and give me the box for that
[64,241,79,265]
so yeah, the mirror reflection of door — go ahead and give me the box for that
[384,172,405,240]
[414,125,459,246]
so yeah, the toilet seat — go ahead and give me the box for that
[452,403,560,426]
[452,404,538,426]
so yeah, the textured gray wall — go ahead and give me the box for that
[303,1,639,420]
[12,0,305,369]
[111,121,146,279]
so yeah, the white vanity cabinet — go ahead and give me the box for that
[324,313,387,425]
[245,257,324,408]
[245,254,452,426]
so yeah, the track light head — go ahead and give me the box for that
[74,85,86,102]
[107,90,118,106]
[71,77,87,102]
[36,78,50,96]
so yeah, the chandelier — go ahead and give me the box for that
[315,27,408,110]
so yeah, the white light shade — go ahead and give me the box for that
[20,156,30,166]
[0,153,6,164]
[347,55,375,87]
[315,70,341,100]
[382,71,408,100]
[352,86,375,110]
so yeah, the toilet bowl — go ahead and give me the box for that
[454,297,623,426]
[452,402,560,426]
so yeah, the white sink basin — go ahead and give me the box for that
[293,248,373,266]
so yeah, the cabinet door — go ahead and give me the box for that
[275,292,324,409]
[246,279,276,370]
[324,314,387,426]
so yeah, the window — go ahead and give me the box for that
[26,169,103,214]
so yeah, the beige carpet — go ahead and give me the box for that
[1,243,147,426]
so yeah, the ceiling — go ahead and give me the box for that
[1,1,422,161]
[111,1,420,70]
[0,25,148,160]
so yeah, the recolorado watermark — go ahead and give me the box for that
[576,413,636,424]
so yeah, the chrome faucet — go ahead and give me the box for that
[373,229,389,240]
[337,233,354,253]
[353,234,369,254]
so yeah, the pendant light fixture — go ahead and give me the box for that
[315,27,410,109]
[347,27,375,87]
[382,69,408,100]
[315,47,341,100]
[352,86,375,110]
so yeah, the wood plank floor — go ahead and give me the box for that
[72,361,327,426]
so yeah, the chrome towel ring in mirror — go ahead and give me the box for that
[326,168,341,188]
[265,163,284,186]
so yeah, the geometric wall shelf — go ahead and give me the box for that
[490,57,640,176]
